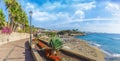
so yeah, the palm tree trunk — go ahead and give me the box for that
[13,23,18,32]
[11,22,14,31]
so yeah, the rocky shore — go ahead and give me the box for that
[61,37,105,61]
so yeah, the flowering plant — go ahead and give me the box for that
[1,27,12,34]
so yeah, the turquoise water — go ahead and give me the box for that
[75,33,120,58]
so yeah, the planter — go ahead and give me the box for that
[33,39,89,61]
[33,39,61,61]
[45,49,61,61]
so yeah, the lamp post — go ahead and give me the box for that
[9,14,12,26]
[29,11,33,46]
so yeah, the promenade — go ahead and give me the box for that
[0,39,34,61]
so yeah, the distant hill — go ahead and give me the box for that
[57,29,85,36]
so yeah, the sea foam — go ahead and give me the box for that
[88,41,101,47]
[101,49,120,58]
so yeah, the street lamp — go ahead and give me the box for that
[29,11,33,46]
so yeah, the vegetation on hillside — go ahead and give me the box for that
[45,32,57,37]
[57,29,85,36]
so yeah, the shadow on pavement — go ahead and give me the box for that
[25,41,34,61]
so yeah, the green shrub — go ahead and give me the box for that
[49,37,63,51]
[17,29,23,33]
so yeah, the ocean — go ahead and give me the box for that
[75,33,120,61]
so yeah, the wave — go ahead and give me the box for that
[112,54,120,57]
[102,49,112,56]
[88,42,120,58]
[88,41,101,47]
[101,49,120,58]
[112,38,120,40]
[92,43,101,47]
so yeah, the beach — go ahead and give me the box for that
[59,36,105,61]
[75,33,120,61]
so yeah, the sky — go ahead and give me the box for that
[0,0,120,34]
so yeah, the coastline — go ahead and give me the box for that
[61,36,105,61]
[90,42,120,61]
[74,35,120,61]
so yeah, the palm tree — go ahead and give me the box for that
[4,0,17,30]
[0,9,6,29]
[4,0,29,32]
[19,11,29,32]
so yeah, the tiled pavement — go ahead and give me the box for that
[0,39,34,61]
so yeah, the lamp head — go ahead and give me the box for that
[29,11,33,16]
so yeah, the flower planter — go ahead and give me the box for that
[33,39,61,61]
[45,48,61,61]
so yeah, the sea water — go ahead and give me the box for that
[75,33,120,61]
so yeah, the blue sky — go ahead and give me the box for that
[0,0,120,33]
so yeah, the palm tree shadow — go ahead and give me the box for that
[25,41,34,61]
[11,44,25,49]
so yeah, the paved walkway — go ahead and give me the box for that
[0,39,34,61]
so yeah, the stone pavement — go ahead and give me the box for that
[0,39,34,61]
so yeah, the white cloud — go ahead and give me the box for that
[84,18,120,21]
[25,1,97,22]
[26,3,35,9]
[25,2,57,21]
[83,23,120,34]
[24,1,120,33]
[105,2,120,18]
[42,2,66,11]
[72,1,96,10]
[32,11,57,21]
[105,2,120,11]
[72,10,85,19]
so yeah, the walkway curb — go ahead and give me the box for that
[29,40,43,61]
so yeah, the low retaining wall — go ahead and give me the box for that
[60,48,96,61]
[39,39,96,61]
[0,32,29,45]
[31,45,43,61]
[28,39,43,61]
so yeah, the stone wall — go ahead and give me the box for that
[0,31,29,45]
